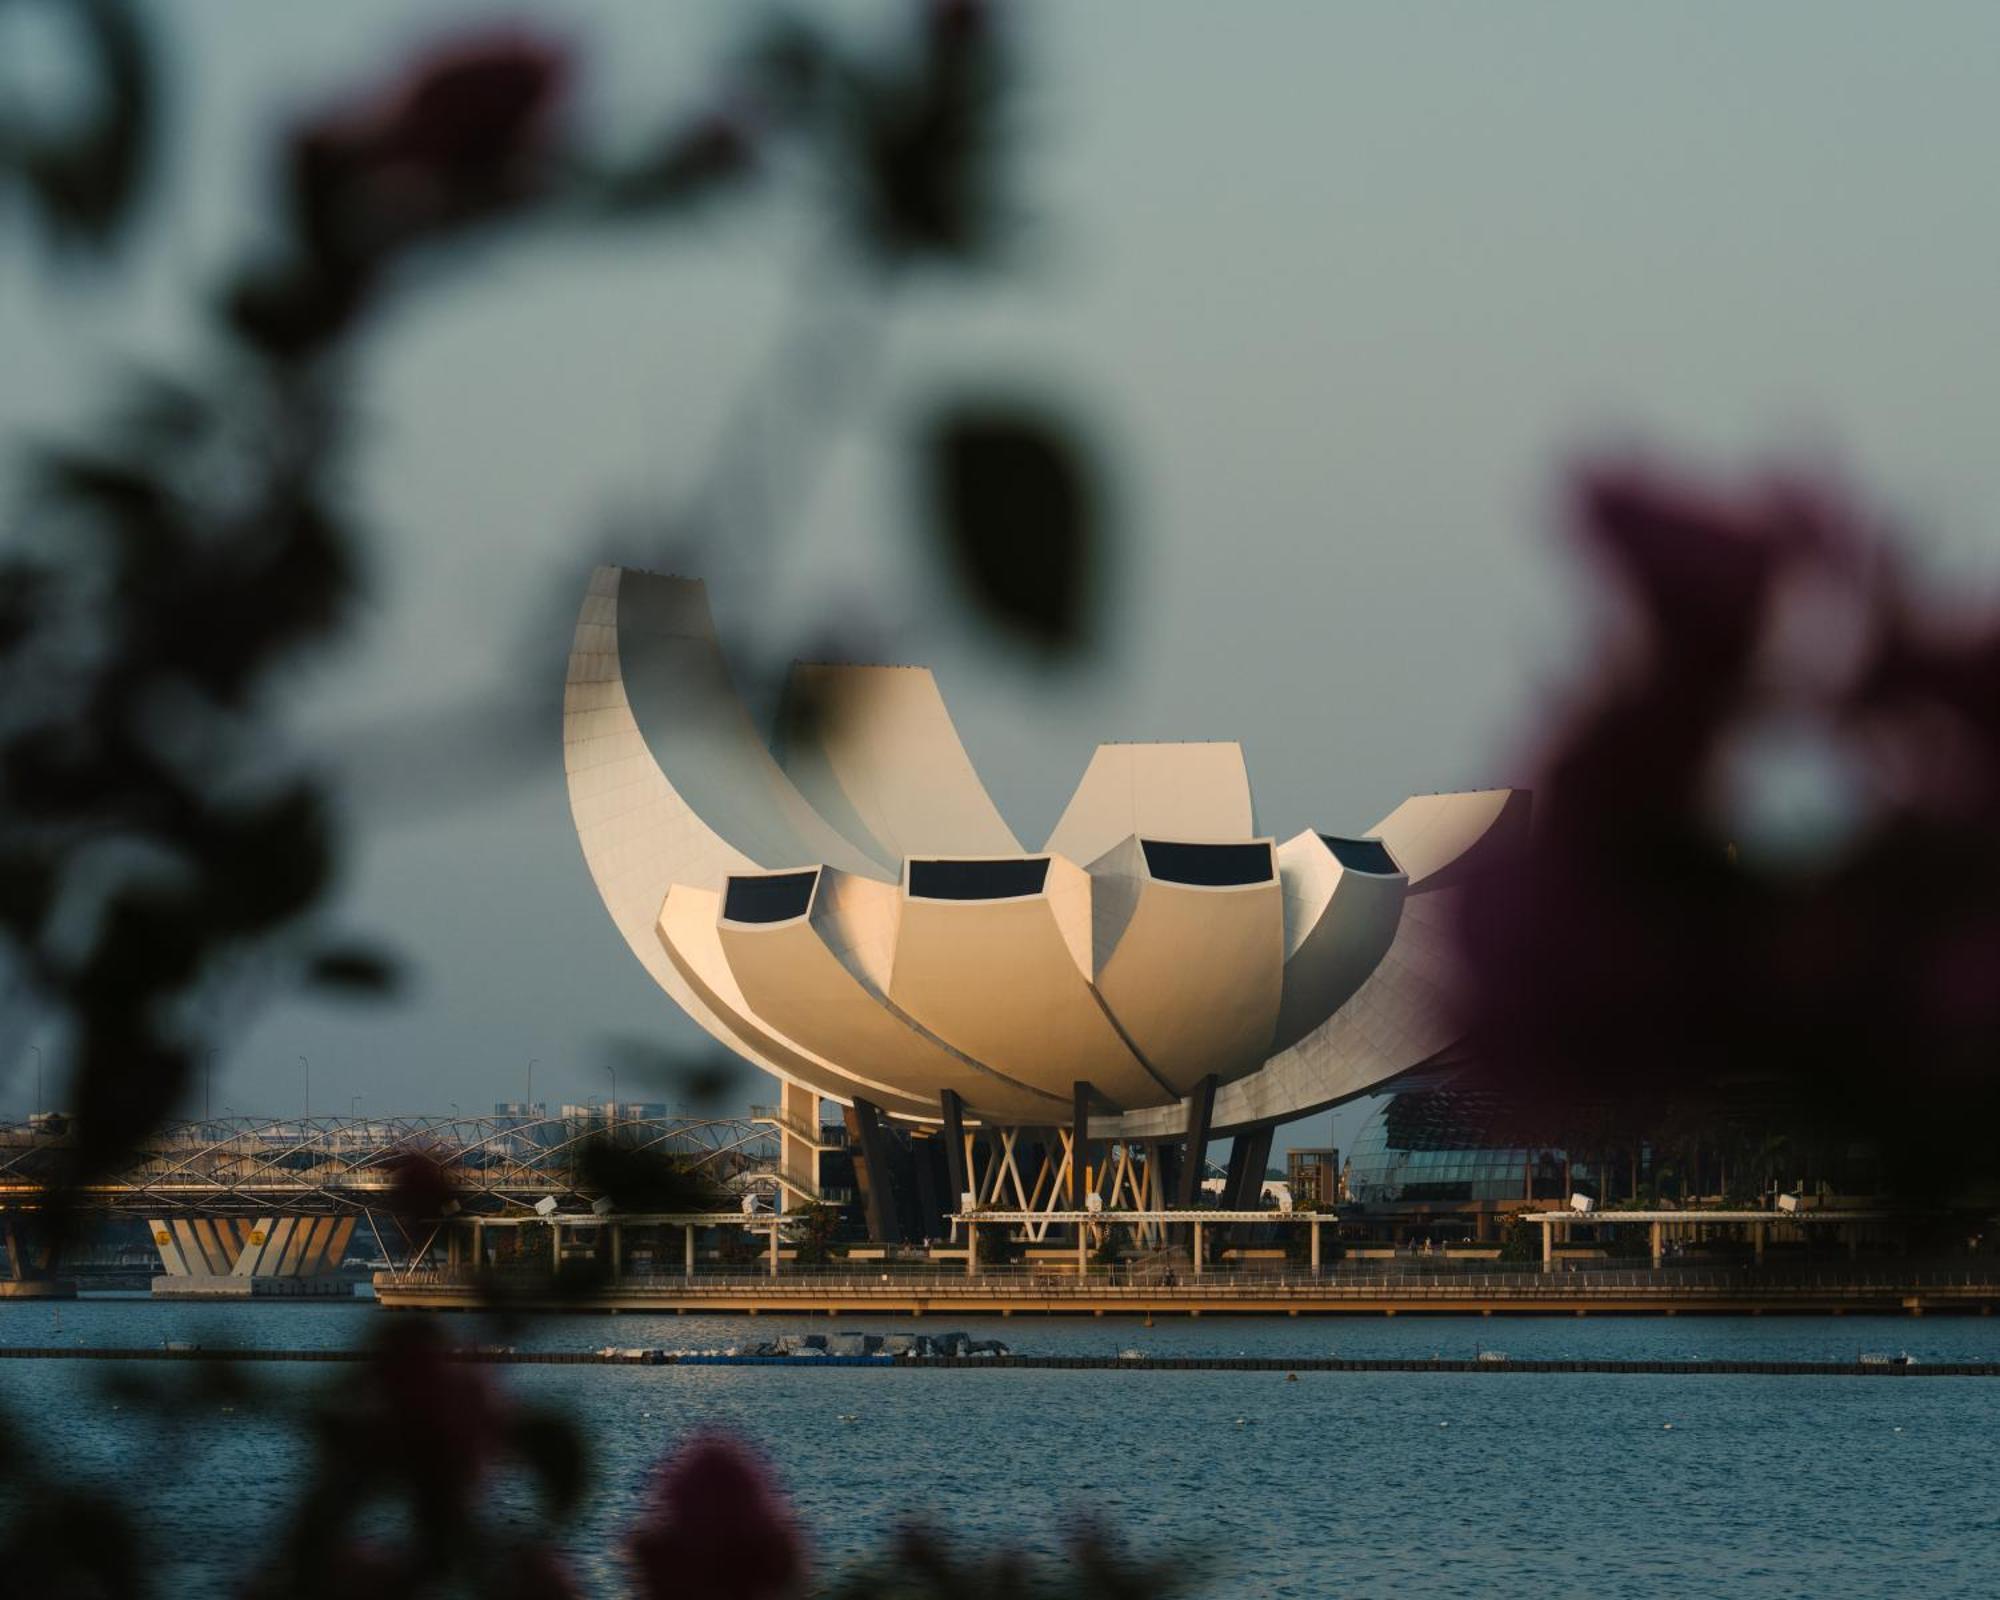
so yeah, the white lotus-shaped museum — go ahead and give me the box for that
[564,565,1526,1138]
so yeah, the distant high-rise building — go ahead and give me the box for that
[1287,1146,1341,1208]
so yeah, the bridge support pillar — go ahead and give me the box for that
[0,1213,74,1298]
[685,1223,696,1278]
[1650,1220,1663,1269]
[149,1216,353,1298]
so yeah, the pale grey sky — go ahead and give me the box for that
[8,2,2000,1154]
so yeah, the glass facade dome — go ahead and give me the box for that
[1346,1087,1566,1206]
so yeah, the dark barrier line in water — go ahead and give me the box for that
[0,1349,1983,1375]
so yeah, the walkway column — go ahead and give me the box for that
[1650,1220,1663,1269]
[610,1221,623,1281]
[965,1219,977,1277]
[684,1223,695,1278]
[1071,1082,1091,1209]
[1541,1220,1552,1272]
[1752,1221,1764,1266]
[1193,1220,1204,1278]
[768,1222,780,1279]
[1310,1218,1321,1276]
[779,1080,821,1213]
[550,1222,561,1273]
[472,1219,484,1271]
[1077,1219,1087,1277]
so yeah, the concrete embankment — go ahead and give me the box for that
[0,1347,1990,1376]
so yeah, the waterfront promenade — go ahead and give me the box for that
[370,1263,2000,1317]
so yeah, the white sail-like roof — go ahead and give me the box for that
[1043,742,1254,865]
[656,885,933,1117]
[779,664,1021,867]
[1269,831,1409,1054]
[1098,789,1528,1138]
[714,869,1067,1123]
[565,563,1526,1127]
[1086,838,1285,1097]
[886,856,1172,1112]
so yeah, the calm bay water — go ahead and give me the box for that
[5,1298,1999,1597]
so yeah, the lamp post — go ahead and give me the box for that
[605,1065,617,1131]
[29,1044,42,1119]
[299,1054,309,1121]
[205,1048,217,1127]
[527,1057,538,1115]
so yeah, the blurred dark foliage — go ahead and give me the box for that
[572,1135,730,1214]
[925,399,1105,656]
[1,0,1093,1215]
[241,1318,588,1600]
[0,7,1130,1589]
[0,1403,148,1600]
[1458,458,2000,1205]
[0,0,157,252]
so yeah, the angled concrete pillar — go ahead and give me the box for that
[940,1090,969,1208]
[1223,1126,1273,1211]
[845,1098,903,1244]
[1176,1075,1217,1207]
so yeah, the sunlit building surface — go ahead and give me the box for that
[563,565,1528,1197]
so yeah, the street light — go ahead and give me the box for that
[205,1047,217,1126]
[604,1064,617,1130]
[299,1054,309,1120]
[29,1044,42,1119]
[527,1057,538,1113]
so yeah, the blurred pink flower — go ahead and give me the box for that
[292,29,571,260]
[628,1432,805,1600]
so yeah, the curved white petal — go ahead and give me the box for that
[1364,789,1529,890]
[1269,831,1408,1053]
[564,567,888,1077]
[1087,837,1284,1097]
[715,868,1067,1123]
[1044,742,1254,866]
[778,664,1021,867]
[1098,788,1529,1138]
[655,884,933,1117]
[886,856,1174,1112]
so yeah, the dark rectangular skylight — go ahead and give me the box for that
[1140,840,1273,886]
[1319,835,1400,876]
[723,870,820,923]
[908,858,1049,900]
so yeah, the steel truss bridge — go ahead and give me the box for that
[0,1112,808,1217]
